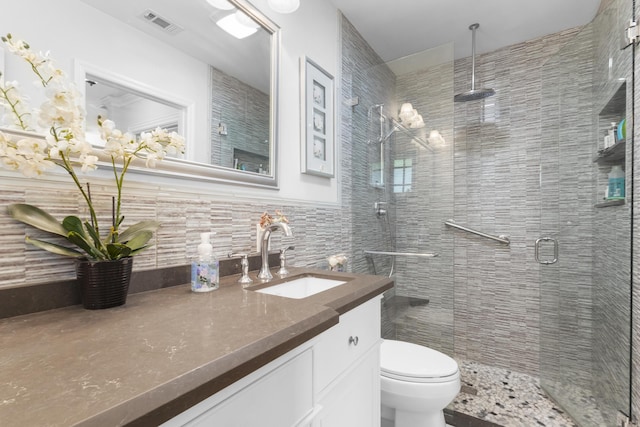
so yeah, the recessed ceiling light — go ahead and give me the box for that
[216,13,258,39]
[206,0,235,11]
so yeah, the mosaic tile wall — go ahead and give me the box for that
[590,0,633,421]
[540,17,595,396]
[0,174,347,288]
[452,27,585,377]
[537,21,597,422]
[340,16,396,280]
[633,0,640,421]
[391,61,455,355]
[209,66,270,172]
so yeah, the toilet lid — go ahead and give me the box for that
[381,340,459,382]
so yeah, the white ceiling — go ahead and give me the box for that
[328,0,602,61]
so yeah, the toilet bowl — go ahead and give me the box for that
[380,339,460,427]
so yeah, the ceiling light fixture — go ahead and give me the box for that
[267,0,300,14]
[215,13,258,39]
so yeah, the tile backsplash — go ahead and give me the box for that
[0,174,347,289]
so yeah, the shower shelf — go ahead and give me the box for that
[593,140,625,165]
[594,199,625,208]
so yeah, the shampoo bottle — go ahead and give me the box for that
[607,165,625,199]
[191,232,219,292]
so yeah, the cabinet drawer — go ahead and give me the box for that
[314,297,381,393]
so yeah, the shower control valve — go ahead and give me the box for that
[374,201,387,217]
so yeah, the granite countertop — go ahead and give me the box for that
[0,267,392,426]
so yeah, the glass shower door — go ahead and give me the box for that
[539,0,633,424]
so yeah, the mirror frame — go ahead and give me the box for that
[78,0,281,189]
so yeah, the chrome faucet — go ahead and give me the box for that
[257,222,292,281]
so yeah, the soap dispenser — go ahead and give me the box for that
[191,232,219,292]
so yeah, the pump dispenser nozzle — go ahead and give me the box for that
[198,232,214,258]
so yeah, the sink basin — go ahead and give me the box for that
[253,275,347,299]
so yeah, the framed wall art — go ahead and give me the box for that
[301,57,334,177]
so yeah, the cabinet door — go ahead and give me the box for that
[166,349,313,427]
[314,297,381,393]
[314,349,380,427]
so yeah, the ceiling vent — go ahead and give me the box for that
[141,9,184,35]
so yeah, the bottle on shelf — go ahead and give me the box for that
[604,121,618,149]
[607,165,625,200]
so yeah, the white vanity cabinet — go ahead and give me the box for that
[162,296,382,427]
[162,348,315,427]
[312,296,382,427]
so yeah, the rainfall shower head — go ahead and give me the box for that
[454,23,495,102]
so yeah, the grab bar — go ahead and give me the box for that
[364,250,439,258]
[444,220,510,245]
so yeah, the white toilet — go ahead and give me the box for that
[380,339,460,427]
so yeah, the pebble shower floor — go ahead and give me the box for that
[446,359,605,426]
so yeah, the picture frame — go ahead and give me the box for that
[301,57,334,177]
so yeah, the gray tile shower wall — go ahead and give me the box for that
[340,16,396,281]
[452,28,584,377]
[209,67,270,172]
[633,0,640,420]
[591,0,633,420]
[538,22,596,415]
[392,61,455,355]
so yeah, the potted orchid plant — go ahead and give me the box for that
[0,34,185,308]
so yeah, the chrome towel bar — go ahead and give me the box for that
[364,250,439,258]
[444,220,510,245]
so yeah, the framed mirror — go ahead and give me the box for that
[72,0,280,188]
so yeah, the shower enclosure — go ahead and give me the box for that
[343,39,456,356]
[340,0,633,422]
[539,0,633,424]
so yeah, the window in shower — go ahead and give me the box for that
[370,161,383,187]
[393,158,412,193]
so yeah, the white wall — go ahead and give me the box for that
[0,0,340,204]
[249,0,341,202]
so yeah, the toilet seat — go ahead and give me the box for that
[381,339,459,384]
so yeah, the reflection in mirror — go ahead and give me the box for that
[210,66,270,174]
[77,0,279,186]
[84,73,186,157]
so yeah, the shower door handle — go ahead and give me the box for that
[535,237,558,265]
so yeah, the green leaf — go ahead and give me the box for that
[129,245,150,256]
[83,221,107,253]
[7,204,67,236]
[67,231,105,260]
[118,220,160,243]
[125,230,153,251]
[106,243,131,260]
[63,216,86,238]
[25,236,83,258]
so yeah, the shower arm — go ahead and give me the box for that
[470,23,478,91]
